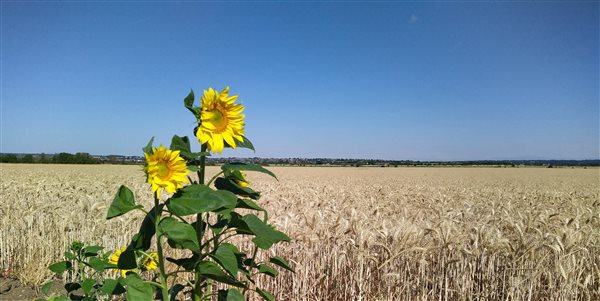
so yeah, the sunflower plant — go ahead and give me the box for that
[40,241,128,301]
[100,87,292,301]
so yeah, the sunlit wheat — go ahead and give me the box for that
[1,164,598,300]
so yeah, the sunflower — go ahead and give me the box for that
[144,145,189,198]
[142,252,159,271]
[108,246,135,276]
[196,87,245,154]
[234,171,250,187]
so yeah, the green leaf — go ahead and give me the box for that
[130,204,161,251]
[41,281,53,295]
[169,284,186,301]
[218,288,245,301]
[236,198,264,211]
[235,136,255,151]
[99,279,126,295]
[170,135,194,159]
[82,278,95,295]
[243,214,291,249]
[48,261,71,274]
[197,261,245,287]
[88,257,105,272]
[227,212,253,235]
[125,273,154,301]
[142,137,154,154]
[83,245,103,257]
[159,217,200,253]
[117,247,137,270]
[64,282,81,293]
[215,178,261,200]
[166,254,199,271]
[213,245,238,276]
[221,163,276,179]
[48,297,69,301]
[258,265,278,277]
[168,185,237,216]
[256,288,275,301]
[184,89,196,114]
[269,256,295,272]
[106,186,142,219]
[64,251,76,260]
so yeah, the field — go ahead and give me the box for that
[1,164,599,300]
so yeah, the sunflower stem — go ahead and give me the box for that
[154,195,170,301]
[206,171,224,187]
[194,144,208,301]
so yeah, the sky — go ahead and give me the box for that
[1,1,598,160]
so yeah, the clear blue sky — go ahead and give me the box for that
[1,1,598,160]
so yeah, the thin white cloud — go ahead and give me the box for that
[409,14,419,24]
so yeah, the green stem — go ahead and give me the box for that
[194,144,208,301]
[154,195,170,301]
[206,171,224,187]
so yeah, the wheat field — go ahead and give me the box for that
[1,164,599,300]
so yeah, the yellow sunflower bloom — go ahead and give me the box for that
[142,252,159,271]
[144,145,189,198]
[108,246,135,276]
[196,87,245,154]
[234,171,250,187]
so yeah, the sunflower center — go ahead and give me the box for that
[208,107,229,133]
[157,161,173,179]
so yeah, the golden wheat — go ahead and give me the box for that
[1,164,599,300]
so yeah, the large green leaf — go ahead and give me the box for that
[269,256,295,272]
[227,212,253,235]
[236,198,264,211]
[256,288,274,301]
[215,178,260,200]
[117,247,137,270]
[159,217,200,253]
[235,136,255,151]
[48,261,71,274]
[197,261,245,287]
[166,254,199,271]
[125,273,154,301]
[168,185,237,216]
[169,284,185,301]
[130,204,161,251]
[217,288,245,301]
[88,257,110,272]
[83,245,103,257]
[99,279,125,295]
[258,265,278,277]
[106,186,141,219]
[213,245,238,276]
[170,135,194,159]
[40,282,53,295]
[243,215,291,249]
[221,163,276,179]
[82,278,95,295]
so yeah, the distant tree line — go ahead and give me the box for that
[0,152,100,164]
[1,153,598,167]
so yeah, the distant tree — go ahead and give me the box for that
[22,154,34,163]
[53,152,75,164]
[39,153,50,164]
[0,154,18,163]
